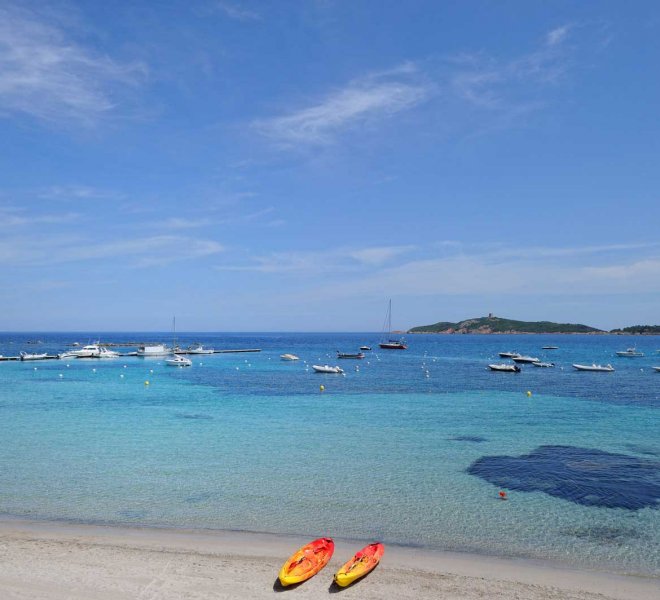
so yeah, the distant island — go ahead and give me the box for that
[408,315,601,335]
[408,315,660,334]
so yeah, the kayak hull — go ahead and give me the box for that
[334,542,384,588]
[278,537,334,586]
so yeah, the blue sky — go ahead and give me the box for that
[1,0,659,331]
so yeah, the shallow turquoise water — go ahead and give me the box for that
[0,333,658,575]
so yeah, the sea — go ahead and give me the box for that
[0,332,658,576]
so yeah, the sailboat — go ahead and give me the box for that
[165,316,192,367]
[379,299,407,350]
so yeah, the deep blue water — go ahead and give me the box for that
[0,332,658,575]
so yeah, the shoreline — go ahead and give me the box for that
[0,518,657,599]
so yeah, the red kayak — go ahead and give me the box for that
[334,542,384,587]
[278,537,334,586]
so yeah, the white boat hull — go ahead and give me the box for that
[573,364,614,372]
[312,365,344,374]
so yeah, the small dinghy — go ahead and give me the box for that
[312,364,344,374]
[488,363,521,372]
[653,366,660,372]
[19,351,48,361]
[359,346,371,351]
[498,352,520,358]
[573,363,614,372]
[532,361,555,368]
[280,354,299,361]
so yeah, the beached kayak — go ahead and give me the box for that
[334,542,384,587]
[278,537,334,586]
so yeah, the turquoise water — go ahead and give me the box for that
[0,333,658,575]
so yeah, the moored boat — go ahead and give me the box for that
[337,351,365,359]
[498,351,520,358]
[532,361,555,368]
[280,353,299,361]
[186,343,215,354]
[19,351,48,361]
[379,299,407,350]
[512,355,540,364]
[98,347,120,358]
[165,354,192,367]
[615,348,644,357]
[542,346,559,350]
[573,363,614,372]
[359,346,371,351]
[488,363,521,372]
[312,365,344,374]
[653,366,660,372]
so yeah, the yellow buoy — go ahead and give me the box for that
[145,380,150,386]
[320,385,325,392]
[526,390,532,397]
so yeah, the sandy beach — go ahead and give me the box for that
[0,518,656,600]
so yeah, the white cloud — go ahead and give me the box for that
[0,234,224,267]
[214,1,260,21]
[546,25,570,47]
[0,3,146,125]
[254,66,430,145]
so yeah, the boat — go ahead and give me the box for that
[19,351,48,361]
[615,348,645,357]
[653,367,660,372]
[69,344,102,358]
[498,352,520,358]
[186,343,215,354]
[512,355,540,364]
[165,354,192,367]
[278,538,334,587]
[136,344,170,357]
[280,354,300,361]
[542,346,559,350]
[337,351,365,359]
[58,351,79,360]
[572,363,615,372]
[532,361,555,368]
[488,363,521,372]
[312,365,344,374]
[359,346,371,351]
[334,542,384,588]
[379,299,407,350]
[97,347,120,358]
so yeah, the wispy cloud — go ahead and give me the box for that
[214,1,260,21]
[0,3,146,125]
[546,25,571,47]
[254,64,430,145]
[0,234,224,267]
[37,185,122,201]
[0,207,79,227]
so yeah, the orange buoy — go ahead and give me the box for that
[499,490,507,500]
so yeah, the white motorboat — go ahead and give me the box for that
[573,363,614,372]
[69,344,101,358]
[137,344,170,357]
[542,346,559,350]
[280,354,299,361]
[187,343,215,354]
[653,366,660,372]
[165,354,192,367]
[98,347,120,358]
[312,364,344,374]
[359,346,372,351]
[615,348,644,357]
[488,363,521,372]
[532,361,555,368]
[498,352,520,358]
[19,351,48,361]
[58,351,79,360]
[512,355,540,364]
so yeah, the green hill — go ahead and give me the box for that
[408,315,603,334]
[610,325,660,335]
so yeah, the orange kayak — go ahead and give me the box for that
[334,542,384,587]
[278,537,334,586]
